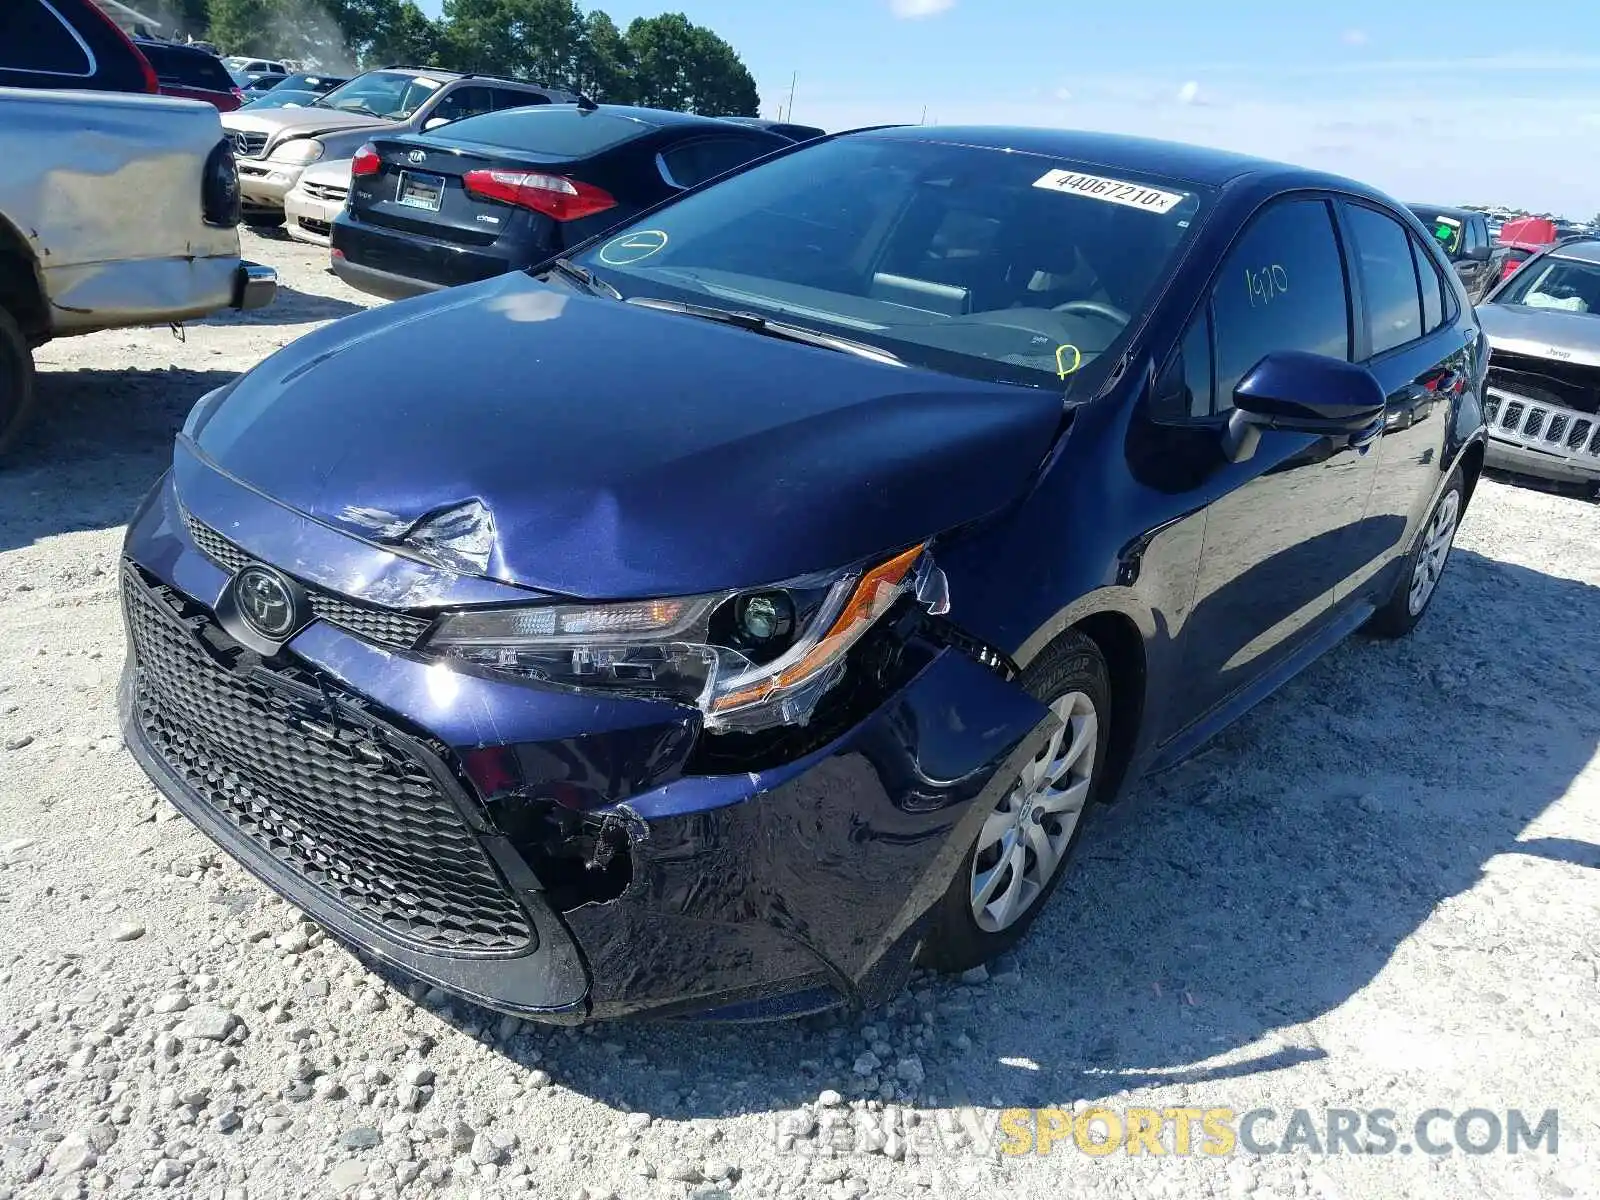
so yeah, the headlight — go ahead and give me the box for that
[270,138,324,165]
[427,544,941,732]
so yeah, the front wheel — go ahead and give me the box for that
[1365,466,1464,638]
[919,631,1111,973]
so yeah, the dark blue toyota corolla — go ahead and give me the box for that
[121,126,1488,1023]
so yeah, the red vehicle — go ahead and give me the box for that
[1495,217,1558,283]
[135,39,244,112]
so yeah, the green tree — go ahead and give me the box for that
[572,10,632,102]
[205,0,275,55]
[207,0,356,66]
[625,12,757,115]
[441,0,585,83]
[326,0,441,66]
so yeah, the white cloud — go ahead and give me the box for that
[889,0,955,18]
[1176,80,1201,104]
[1342,28,1369,46]
[1054,87,1073,102]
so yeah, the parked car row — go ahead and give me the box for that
[330,101,794,297]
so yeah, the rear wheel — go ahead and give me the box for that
[1365,466,1464,638]
[0,307,37,457]
[919,631,1111,973]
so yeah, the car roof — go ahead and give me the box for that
[1548,239,1600,265]
[577,104,778,132]
[134,39,219,60]
[850,125,1344,190]
[1407,203,1477,219]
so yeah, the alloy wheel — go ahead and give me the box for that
[1407,488,1461,616]
[968,691,1098,934]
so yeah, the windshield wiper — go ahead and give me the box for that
[625,298,903,366]
[545,257,621,300]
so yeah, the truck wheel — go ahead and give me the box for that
[0,307,37,457]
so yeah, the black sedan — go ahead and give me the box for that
[330,103,791,300]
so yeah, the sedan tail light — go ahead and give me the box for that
[462,170,616,221]
[351,144,381,178]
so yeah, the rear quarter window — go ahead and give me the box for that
[658,136,782,189]
[423,108,650,159]
[0,0,93,75]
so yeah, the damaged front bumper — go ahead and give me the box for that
[119,462,1047,1022]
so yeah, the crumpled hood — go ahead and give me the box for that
[1476,302,1600,367]
[187,273,1064,599]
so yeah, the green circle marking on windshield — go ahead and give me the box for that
[599,230,669,266]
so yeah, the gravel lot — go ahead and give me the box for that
[1,231,1598,1200]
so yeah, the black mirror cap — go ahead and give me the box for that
[1233,351,1386,427]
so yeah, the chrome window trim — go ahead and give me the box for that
[22,0,98,79]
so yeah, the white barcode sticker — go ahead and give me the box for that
[1032,169,1186,214]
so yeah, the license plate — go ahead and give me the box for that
[395,171,444,212]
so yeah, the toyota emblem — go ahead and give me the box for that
[233,566,298,639]
[408,150,426,164]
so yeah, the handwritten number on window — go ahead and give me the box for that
[1245,265,1289,307]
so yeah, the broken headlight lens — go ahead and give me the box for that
[427,544,942,731]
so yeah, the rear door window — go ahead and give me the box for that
[1210,198,1353,411]
[0,0,93,75]
[1410,235,1446,332]
[490,87,550,112]
[658,136,781,190]
[1345,203,1424,355]
[430,85,497,124]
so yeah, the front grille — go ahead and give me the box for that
[124,565,534,955]
[183,513,433,651]
[303,182,348,203]
[1487,349,1600,414]
[230,130,269,159]
[1488,385,1600,467]
[296,217,332,238]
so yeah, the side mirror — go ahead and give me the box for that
[424,117,451,131]
[1221,351,1387,463]
[1465,243,1492,263]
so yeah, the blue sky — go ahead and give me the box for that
[415,0,1600,215]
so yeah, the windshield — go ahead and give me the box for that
[1411,210,1465,256]
[313,70,442,119]
[243,89,319,110]
[572,136,1205,390]
[1494,256,1600,314]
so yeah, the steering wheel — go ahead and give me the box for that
[1051,299,1131,326]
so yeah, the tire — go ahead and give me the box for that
[0,306,37,458]
[1365,466,1465,639]
[919,630,1112,973]
[242,211,285,229]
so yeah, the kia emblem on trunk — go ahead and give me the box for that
[409,150,426,164]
